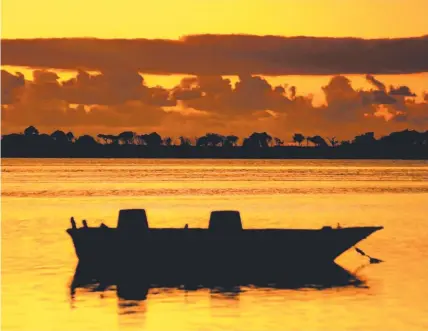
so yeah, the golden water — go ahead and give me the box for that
[2,159,428,330]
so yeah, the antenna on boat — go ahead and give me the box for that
[354,247,383,264]
[70,217,76,229]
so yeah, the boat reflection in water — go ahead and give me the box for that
[69,261,368,303]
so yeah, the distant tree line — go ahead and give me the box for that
[1,126,428,159]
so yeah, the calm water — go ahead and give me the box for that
[2,158,428,331]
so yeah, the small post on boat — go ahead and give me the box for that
[70,217,77,229]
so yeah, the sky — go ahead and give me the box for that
[2,0,428,39]
[1,0,428,140]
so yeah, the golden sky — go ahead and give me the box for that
[2,0,428,39]
[1,0,428,138]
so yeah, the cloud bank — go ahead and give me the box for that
[2,34,428,75]
[2,68,427,140]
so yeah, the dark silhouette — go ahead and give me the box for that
[66,131,75,142]
[118,131,135,145]
[179,136,192,147]
[2,126,428,159]
[163,137,173,147]
[274,137,284,146]
[353,132,377,145]
[97,134,119,144]
[65,208,382,300]
[293,133,305,146]
[140,132,162,147]
[354,247,384,264]
[70,217,76,229]
[196,133,226,147]
[328,137,339,148]
[24,125,39,137]
[75,135,97,146]
[225,135,239,147]
[69,261,367,302]
[67,209,377,303]
[307,135,328,147]
[51,130,69,144]
[243,132,272,148]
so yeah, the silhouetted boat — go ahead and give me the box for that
[66,209,383,286]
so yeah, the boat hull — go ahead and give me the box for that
[66,226,383,285]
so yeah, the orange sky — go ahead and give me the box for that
[2,0,427,94]
[1,0,427,138]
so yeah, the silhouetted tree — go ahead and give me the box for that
[75,135,97,146]
[51,130,68,144]
[24,126,39,137]
[353,132,376,145]
[225,135,239,147]
[274,137,284,146]
[2,127,428,159]
[97,134,119,144]
[196,135,209,147]
[118,131,135,144]
[205,133,225,147]
[328,137,339,147]
[141,132,162,147]
[163,137,173,146]
[244,132,272,148]
[293,133,305,146]
[37,133,54,145]
[179,136,192,146]
[380,129,425,145]
[308,135,328,147]
[1,133,26,147]
[66,132,75,142]
[97,134,108,144]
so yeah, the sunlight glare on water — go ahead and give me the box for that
[2,158,428,330]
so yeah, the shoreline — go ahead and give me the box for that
[2,155,427,160]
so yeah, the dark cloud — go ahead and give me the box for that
[171,87,203,101]
[1,70,25,104]
[389,85,417,97]
[366,74,386,91]
[61,69,148,105]
[1,69,427,139]
[370,90,397,104]
[2,34,428,75]
[173,75,291,115]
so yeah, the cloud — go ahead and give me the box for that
[2,34,428,75]
[1,69,427,140]
[1,69,174,134]
[171,87,203,101]
[61,69,148,105]
[366,74,386,91]
[1,70,25,104]
[172,75,292,116]
[369,90,397,105]
[390,101,428,129]
[389,85,417,97]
